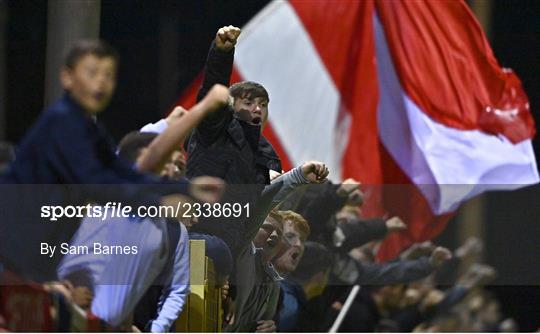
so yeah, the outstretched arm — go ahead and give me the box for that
[240,162,330,252]
[136,84,230,174]
[194,26,241,144]
[197,26,241,101]
[334,247,452,285]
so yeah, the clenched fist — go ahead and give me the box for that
[429,246,452,268]
[385,216,407,233]
[301,161,329,183]
[337,178,363,206]
[215,25,241,51]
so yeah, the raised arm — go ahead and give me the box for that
[241,162,330,252]
[336,216,407,253]
[136,84,230,174]
[197,26,240,101]
[194,26,241,143]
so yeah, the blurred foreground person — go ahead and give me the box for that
[272,211,311,331]
[57,82,231,330]
[0,40,227,282]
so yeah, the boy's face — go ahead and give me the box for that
[253,216,283,260]
[160,150,186,180]
[274,221,306,273]
[61,54,117,114]
[233,95,269,127]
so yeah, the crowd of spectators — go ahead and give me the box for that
[0,25,522,332]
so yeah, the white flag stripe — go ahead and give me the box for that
[374,13,539,214]
[235,1,345,180]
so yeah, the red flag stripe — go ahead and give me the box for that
[375,0,535,144]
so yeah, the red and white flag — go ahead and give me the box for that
[178,0,538,259]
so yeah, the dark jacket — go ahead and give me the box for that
[333,254,435,287]
[284,181,387,251]
[0,94,189,281]
[186,42,281,254]
[186,41,281,185]
[277,279,307,332]
[1,93,189,205]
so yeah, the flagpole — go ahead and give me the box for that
[328,285,361,333]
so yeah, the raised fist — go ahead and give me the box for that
[400,241,435,260]
[215,25,241,51]
[336,178,359,197]
[429,246,452,268]
[301,160,329,183]
[385,216,407,233]
[337,178,363,206]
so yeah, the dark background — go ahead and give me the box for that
[4,0,540,330]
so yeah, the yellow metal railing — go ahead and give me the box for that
[176,240,222,332]
[0,240,222,332]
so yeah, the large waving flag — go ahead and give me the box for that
[177,0,538,259]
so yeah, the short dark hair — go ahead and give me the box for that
[64,39,119,69]
[229,81,269,102]
[117,131,157,164]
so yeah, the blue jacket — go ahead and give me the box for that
[1,93,189,206]
[0,93,189,281]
